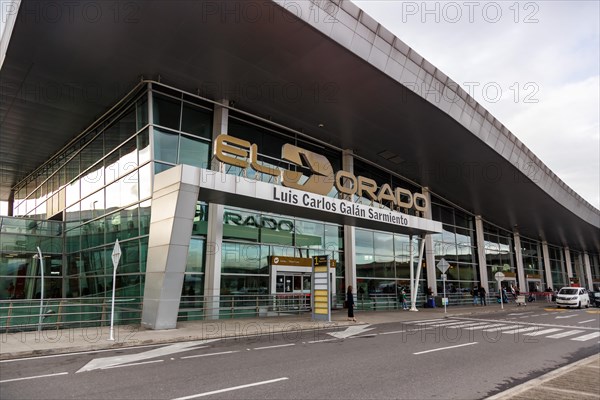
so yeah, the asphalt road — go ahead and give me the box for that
[1,307,599,400]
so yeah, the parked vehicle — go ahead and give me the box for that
[589,291,600,307]
[555,287,590,308]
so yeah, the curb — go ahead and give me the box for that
[486,353,600,399]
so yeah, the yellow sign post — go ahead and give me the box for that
[312,255,330,322]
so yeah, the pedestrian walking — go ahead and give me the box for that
[472,285,479,305]
[346,285,356,322]
[479,284,487,306]
[401,289,409,310]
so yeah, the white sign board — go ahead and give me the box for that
[494,272,505,281]
[437,258,450,274]
[111,239,122,270]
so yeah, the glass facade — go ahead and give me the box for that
[483,222,516,289]
[2,81,598,330]
[548,244,567,290]
[430,199,478,294]
[521,238,544,291]
[355,228,422,300]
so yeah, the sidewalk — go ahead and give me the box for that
[1,302,598,399]
[0,302,540,360]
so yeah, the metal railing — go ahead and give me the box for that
[0,297,143,333]
[178,294,312,321]
[3,290,545,332]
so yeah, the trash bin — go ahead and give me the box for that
[427,297,436,308]
[434,296,443,307]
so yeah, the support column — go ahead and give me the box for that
[341,149,356,296]
[344,226,357,296]
[203,99,229,319]
[541,241,553,290]
[421,188,437,295]
[513,231,526,292]
[203,204,224,319]
[577,253,587,289]
[564,247,573,283]
[475,216,489,292]
[583,253,593,291]
[141,165,201,330]
[8,189,14,216]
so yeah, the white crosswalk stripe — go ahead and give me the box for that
[404,319,599,342]
[546,330,584,339]
[523,328,562,336]
[571,332,600,342]
[482,325,521,332]
[463,324,505,331]
[497,327,537,334]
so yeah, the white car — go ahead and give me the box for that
[555,287,590,308]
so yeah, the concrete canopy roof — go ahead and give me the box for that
[1,0,598,251]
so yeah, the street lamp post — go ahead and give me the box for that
[35,246,44,332]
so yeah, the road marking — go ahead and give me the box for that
[439,322,489,329]
[522,328,562,336]
[578,319,596,324]
[76,340,218,373]
[452,317,598,331]
[170,377,289,400]
[482,325,521,332]
[0,372,68,383]
[0,343,168,363]
[463,324,504,331]
[414,320,453,325]
[327,325,373,339]
[571,332,600,341]
[307,338,339,344]
[405,318,445,324]
[555,315,577,319]
[253,344,295,350]
[380,330,406,335]
[498,327,537,335]
[508,312,533,315]
[413,342,478,355]
[181,351,239,359]
[546,330,584,339]
[102,359,164,369]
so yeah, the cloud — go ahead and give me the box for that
[354,0,600,209]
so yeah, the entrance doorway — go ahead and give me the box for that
[275,273,311,294]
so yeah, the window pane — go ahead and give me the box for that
[181,104,211,138]
[153,95,181,130]
[179,136,209,169]
[154,128,178,164]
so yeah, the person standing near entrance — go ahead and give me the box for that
[479,284,487,306]
[346,285,356,322]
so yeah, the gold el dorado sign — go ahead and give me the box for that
[214,134,428,213]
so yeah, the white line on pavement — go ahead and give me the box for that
[413,342,478,355]
[499,327,537,335]
[181,351,239,359]
[546,330,584,339]
[482,325,521,332]
[170,377,289,400]
[253,344,295,350]
[0,372,68,383]
[522,328,562,337]
[380,330,406,335]
[101,359,164,369]
[0,343,167,363]
[571,332,600,341]
[578,319,596,324]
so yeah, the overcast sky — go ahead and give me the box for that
[355,0,599,209]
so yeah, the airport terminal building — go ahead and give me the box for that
[1,0,599,330]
